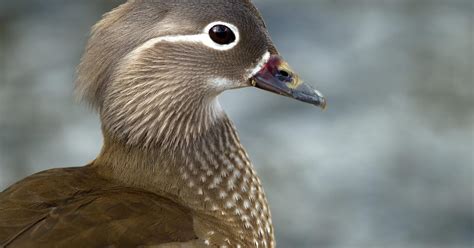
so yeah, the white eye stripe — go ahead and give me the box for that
[247,51,271,79]
[126,21,240,62]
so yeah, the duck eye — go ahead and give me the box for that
[209,25,236,45]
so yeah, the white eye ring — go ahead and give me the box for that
[202,21,240,51]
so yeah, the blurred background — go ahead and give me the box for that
[0,0,472,247]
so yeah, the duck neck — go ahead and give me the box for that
[94,113,275,247]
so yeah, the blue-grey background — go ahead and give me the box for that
[0,0,472,247]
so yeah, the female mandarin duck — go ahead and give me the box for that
[0,0,326,247]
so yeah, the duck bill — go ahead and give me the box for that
[251,55,327,109]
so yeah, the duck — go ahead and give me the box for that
[0,0,326,247]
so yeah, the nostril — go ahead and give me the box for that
[277,70,292,82]
[278,70,290,77]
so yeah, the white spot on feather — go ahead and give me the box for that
[225,199,236,209]
[232,192,241,201]
[219,190,228,199]
[197,188,203,195]
[243,200,251,209]
[209,77,237,90]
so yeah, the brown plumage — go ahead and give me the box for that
[0,167,195,247]
[0,0,326,247]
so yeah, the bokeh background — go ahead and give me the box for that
[0,0,472,247]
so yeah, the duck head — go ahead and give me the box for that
[76,0,326,148]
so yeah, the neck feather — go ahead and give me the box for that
[102,81,225,150]
[94,113,275,247]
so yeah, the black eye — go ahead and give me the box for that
[209,25,236,45]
